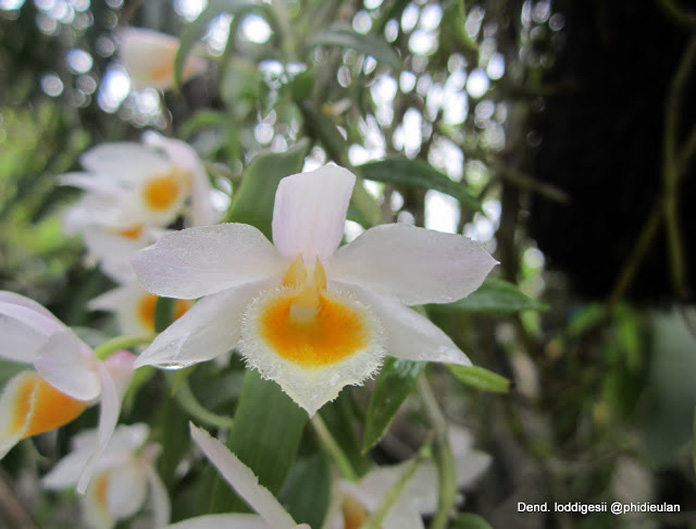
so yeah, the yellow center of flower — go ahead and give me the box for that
[94,472,110,511]
[258,256,369,367]
[342,494,374,529]
[5,372,87,439]
[137,293,191,331]
[142,167,193,214]
[115,224,144,240]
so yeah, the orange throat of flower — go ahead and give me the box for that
[141,167,191,214]
[255,255,370,367]
[2,371,88,441]
[137,293,192,332]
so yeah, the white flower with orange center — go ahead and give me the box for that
[43,423,170,529]
[117,27,207,91]
[0,291,134,492]
[326,428,491,529]
[61,133,219,282]
[131,164,497,415]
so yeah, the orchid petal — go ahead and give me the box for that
[33,331,100,401]
[43,447,87,489]
[0,371,88,459]
[83,471,117,529]
[166,514,271,529]
[190,423,298,529]
[77,363,121,494]
[117,27,207,91]
[0,301,66,362]
[105,462,148,518]
[82,228,144,283]
[103,351,136,402]
[0,292,64,326]
[80,142,170,182]
[272,164,355,262]
[328,224,498,305]
[144,463,171,527]
[342,285,472,366]
[0,371,34,458]
[131,224,283,299]
[0,303,57,364]
[134,282,267,369]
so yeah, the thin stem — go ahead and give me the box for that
[165,372,234,430]
[94,335,154,360]
[662,33,696,298]
[416,376,457,529]
[359,450,426,529]
[311,414,358,481]
[605,202,664,315]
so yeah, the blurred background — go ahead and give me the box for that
[0,0,695,528]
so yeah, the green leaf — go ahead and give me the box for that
[179,110,228,139]
[306,25,403,71]
[363,358,426,452]
[451,513,495,529]
[155,391,191,488]
[358,157,480,212]
[175,0,271,88]
[449,365,510,393]
[431,278,547,314]
[224,139,310,238]
[210,370,308,512]
[280,454,332,528]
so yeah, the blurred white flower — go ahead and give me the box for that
[0,291,135,492]
[44,423,170,529]
[325,427,491,529]
[132,164,496,415]
[117,27,207,91]
[61,132,220,283]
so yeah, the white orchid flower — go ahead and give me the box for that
[61,133,220,282]
[131,164,497,415]
[89,282,192,336]
[117,27,207,91]
[165,424,310,529]
[325,430,491,529]
[0,291,135,492]
[43,423,170,529]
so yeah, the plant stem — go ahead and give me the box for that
[417,376,457,529]
[662,33,696,299]
[311,414,358,481]
[94,334,154,360]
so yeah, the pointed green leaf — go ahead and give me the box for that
[210,370,308,511]
[430,278,547,314]
[363,358,426,452]
[449,365,510,393]
[280,454,332,528]
[307,25,403,71]
[358,157,481,212]
[224,139,310,238]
